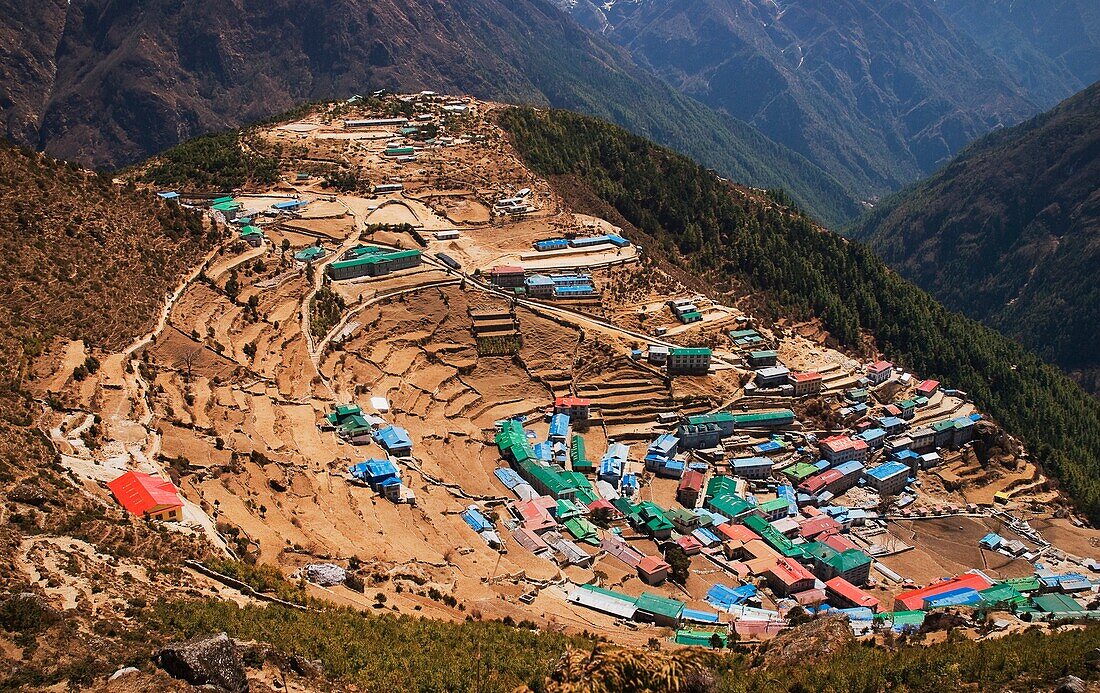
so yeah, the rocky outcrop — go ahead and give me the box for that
[154,632,249,693]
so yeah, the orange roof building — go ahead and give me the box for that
[826,576,881,612]
[107,471,183,521]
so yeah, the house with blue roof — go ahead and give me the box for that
[864,461,911,495]
[549,413,570,442]
[375,425,413,456]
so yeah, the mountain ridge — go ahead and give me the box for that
[556,0,1041,198]
[848,81,1100,395]
[0,0,861,226]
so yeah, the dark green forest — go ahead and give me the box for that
[499,107,1100,524]
[847,82,1100,395]
[137,131,279,191]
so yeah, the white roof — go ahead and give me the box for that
[370,396,390,412]
[567,587,638,619]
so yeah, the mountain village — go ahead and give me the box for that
[31,92,1100,652]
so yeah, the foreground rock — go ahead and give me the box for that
[154,632,249,693]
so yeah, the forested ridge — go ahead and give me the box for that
[499,107,1100,523]
[847,82,1100,395]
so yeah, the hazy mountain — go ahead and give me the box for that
[936,0,1100,107]
[560,0,1039,198]
[849,82,1100,394]
[0,0,860,226]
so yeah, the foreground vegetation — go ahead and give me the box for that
[149,599,591,692]
[500,107,1100,524]
[143,596,1100,692]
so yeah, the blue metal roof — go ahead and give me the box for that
[834,461,865,476]
[376,425,412,451]
[867,461,910,480]
[525,275,555,286]
[682,608,720,623]
[494,467,524,489]
[549,413,570,438]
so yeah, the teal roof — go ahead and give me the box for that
[636,592,685,620]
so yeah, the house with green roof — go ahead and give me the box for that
[629,502,674,540]
[744,514,807,559]
[635,592,685,628]
[805,541,872,585]
[667,348,712,376]
[327,248,422,280]
[294,245,327,262]
[706,494,753,521]
[781,462,819,482]
[731,409,795,428]
[563,517,599,545]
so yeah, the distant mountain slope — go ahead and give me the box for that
[936,0,1100,107]
[848,83,1100,394]
[560,0,1038,198]
[0,0,859,226]
[500,105,1100,523]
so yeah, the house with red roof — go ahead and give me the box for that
[916,379,940,397]
[554,396,591,419]
[676,535,703,556]
[107,471,183,521]
[798,515,842,540]
[677,470,704,507]
[638,555,671,585]
[826,576,881,611]
[893,572,994,611]
[866,360,894,385]
[788,371,823,396]
[819,435,870,465]
[765,557,815,596]
[488,265,526,288]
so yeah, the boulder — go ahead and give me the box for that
[154,632,249,693]
[1054,675,1086,693]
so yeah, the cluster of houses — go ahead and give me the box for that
[668,298,703,325]
[488,266,598,299]
[532,233,630,252]
[325,403,416,504]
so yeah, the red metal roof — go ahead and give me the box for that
[867,360,893,373]
[638,555,670,574]
[107,471,182,516]
[768,557,814,586]
[715,522,758,543]
[917,379,940,393]
[826,576,881,611]
[798,515,842,539]
[894,572,993,611]
[821,532,859,553]
[676,535,703,554]
[678,470,703,492]
[821,435,869,454]
[789,372,822,382]
[491,265,524,274]
[555,396,592,407]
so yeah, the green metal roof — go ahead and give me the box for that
[1033,593,1084,614]
[239,225,263,236]
[782,462,819,481]
[636,592,685,620]
[757,497,789,514]
[977,583,1026,607]
[563,517,599,544]
[708,494,752,519]
[824,549,871,573]
[688,412,735,426]
[731,410,795,426]
[744,514,806,558]
[675,629,726,647]
[706,475,738,498]
[1002,576,1041,593]
[749,350,777,359]
[670,347,712,357]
